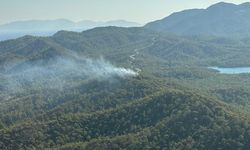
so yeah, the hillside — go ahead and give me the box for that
[1,89,250,150]
[2,0,250,149]
[145,2,250,37]
[0,26,250,149]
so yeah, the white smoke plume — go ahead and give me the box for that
[1,56,138,94]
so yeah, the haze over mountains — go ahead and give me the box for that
[2,2,250,42]
[146,2,250,37]
[0,19,141,41]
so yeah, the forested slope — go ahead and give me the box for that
[0,26,250,149]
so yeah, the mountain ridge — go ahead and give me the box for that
[0,19,141,31]
[145,2,250,37]
[0,19,141,41]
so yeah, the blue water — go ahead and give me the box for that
[209,67,250,74]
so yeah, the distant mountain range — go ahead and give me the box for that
[2,2,250,41]
[145,2,250,37]
[0,19,141,41]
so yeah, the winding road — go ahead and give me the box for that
[129,37,157,73]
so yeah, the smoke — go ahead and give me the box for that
[1,56,138,94]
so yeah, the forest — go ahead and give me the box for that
[0,26,250,149]
[1,2,250,149]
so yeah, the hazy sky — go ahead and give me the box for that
[0,0,248,25]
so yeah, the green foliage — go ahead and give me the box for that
[0,26,250,150]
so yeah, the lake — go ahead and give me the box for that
[209,67,250,74]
